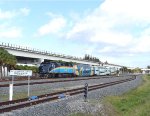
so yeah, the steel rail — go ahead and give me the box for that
[0,75,112,82]
[0,76,135,106]
[0,75,122,87]
[0,76,136,114]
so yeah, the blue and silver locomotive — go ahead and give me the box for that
[39,61,94,78]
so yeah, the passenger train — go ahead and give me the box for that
[39,61,119,78]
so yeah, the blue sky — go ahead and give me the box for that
[0,0,150,68]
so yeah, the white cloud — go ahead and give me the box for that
[0,8,26,39]
[100,0,150,23]
[20,8,30,16]
[66,0,150,58]
[85,47,96,54]
[141,27,150,36]
[46,12,61,18]
[90,31,133,47]
[0,8,30,20]
[98,46,114,53]
[0,26,22,38]
[130,36,150,53]
[0,9,16,19]
[37,16,66,36]
[69,12,81,22]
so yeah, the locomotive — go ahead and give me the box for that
[39,61,118,78]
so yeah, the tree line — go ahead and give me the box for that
[84,54,100,62]
[1,47,148,79]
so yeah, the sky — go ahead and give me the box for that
[0,0,150,68]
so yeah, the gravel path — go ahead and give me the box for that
[0,75,143,116]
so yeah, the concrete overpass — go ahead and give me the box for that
[103,63,123,69]
[0,42,125,78]
[141,68,150,74]
[0,42,100,66]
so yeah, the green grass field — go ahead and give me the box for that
[69,75,150,116]
[104,75,150,116]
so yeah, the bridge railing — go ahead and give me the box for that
[0,42,99,63]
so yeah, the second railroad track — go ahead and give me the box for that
[0,75,136,114]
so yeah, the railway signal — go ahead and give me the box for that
[84,83,88,102]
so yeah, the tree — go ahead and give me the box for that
[84,54,88,60]
[127,69,133,73]
[84,54,100,62]
[104,61,108,64]
[147,65,150,69]
[133,67,142,73]
[0,48,17,79]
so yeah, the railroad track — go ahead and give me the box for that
[0,75,121,87]
[0,75,136,114]
[0,75,111,82]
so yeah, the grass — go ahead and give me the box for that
[0,91,43,101]
[103,75,150,116]
[0,87,66,102]
[69,75,150,116]
[0,89,54,101]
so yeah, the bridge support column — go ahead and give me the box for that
[37,58,44,67]
[142,70,146,74]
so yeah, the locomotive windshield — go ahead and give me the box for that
[39,62,56,73]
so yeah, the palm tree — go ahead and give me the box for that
[0,48,5,79]
[0,48,17,79]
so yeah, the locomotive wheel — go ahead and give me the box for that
[51,74,55,78]
[68,74,71,78]
[48,74,52,78]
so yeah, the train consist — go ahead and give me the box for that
[39,61,119,78]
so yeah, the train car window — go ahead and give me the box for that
[43,64,47,66]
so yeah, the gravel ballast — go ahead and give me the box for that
[0,75,143,116]
[0,76,131,99]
